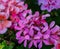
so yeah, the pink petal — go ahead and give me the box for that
[6,21,12,27]
[24,29,29,35]
[22,11,27,17]
[27,15,33,20]
[2,0,8,2]
[42,22,48,32]
[38,41,42,49]
[34,36,40,39]
[25,35,30,40]
[15,26,21,30]
[15,7,20,13]
[37,32,42,38]
[50,38,57,44]
[16,31,22,39]
[18,37,24,44]
[51,35,59,40]
[43,34,50,39]
[18,20,25,28]
[29,28,34,36]
[0,24,2,30]
[33,26,40,31]
[24,4,28,10]
[43,40,51,45]
[34,41,37,48]
[26,9,32,14]
[28,41,33,48]
[0,28,7,34]
[41,5,47,10]
[6,8,10,18]
[57,32,60,35]
[50,21,55,28]
[45,29,50,35]
[24,40,27,47]
[34,32,42,39]
[34,11,39,17]
[51,25,59,34]
[0,4,5,10]
[42,14,50,19]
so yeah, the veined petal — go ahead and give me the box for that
[24,40,27,47]
[42,22,48,32]
[43,40,51,45]
[38,41,42,49]
[33,26,40,31]
[28,41,33,48]
[29,28,34,36]
[51,25,59,34]
[18,38,24,44]
[16,31,22,39]
[42,14,50,19]
[33,40,38,48]
[50,21,55,28]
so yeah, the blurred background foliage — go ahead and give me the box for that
[0,0,60,49]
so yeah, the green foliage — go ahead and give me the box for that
[16,45,24,49]
[0,41,15,49]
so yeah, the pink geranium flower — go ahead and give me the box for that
[38,0,60,12]
[0,14,11,34]
[15,10,50,49]
[16,28,30,47]
[0,0,27,17]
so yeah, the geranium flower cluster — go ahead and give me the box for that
[0,0,60,49]
[15,10,60,49]
[15,11,50,48]
[0,0,27,34]
[38,0,60,12]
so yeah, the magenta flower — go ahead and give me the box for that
[15,10,50,49]
[49,21,60,45]
[38,29,51,49]
[38,21,60,49]
[28,32,41,48]
[16,28,30,47]
[38,0,60,12]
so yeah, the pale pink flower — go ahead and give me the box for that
[0,14,11,34]
[0,0,27,18]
